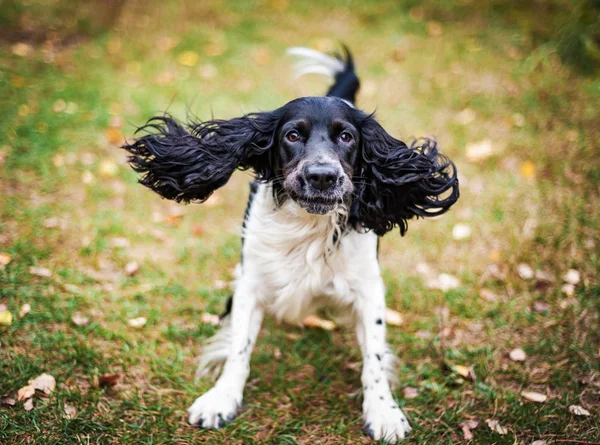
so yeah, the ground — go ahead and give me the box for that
[1,0,599,444]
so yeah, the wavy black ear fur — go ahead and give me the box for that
[350,113,459,236]
[122,112,280,203]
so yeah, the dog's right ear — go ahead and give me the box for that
[122,112,279,203]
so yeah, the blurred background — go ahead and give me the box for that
[1,1,599,443]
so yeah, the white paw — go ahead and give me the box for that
[187,386,241,429]
[363,397,412,443]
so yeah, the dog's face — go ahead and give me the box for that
[123,96,458,236]
[276,97,357,215]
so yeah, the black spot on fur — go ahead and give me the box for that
[375,318,383,325]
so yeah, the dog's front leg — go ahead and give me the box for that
[188,280,263,429]
[356,278,411,443]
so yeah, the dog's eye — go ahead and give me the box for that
[286,130,300,143]
[339,132,353,143]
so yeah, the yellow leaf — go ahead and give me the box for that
[178,50,200,67]
[0,252,12,267]
[17,385,35,401]
[520,160,536,179]
[302,314,336,331]
[454,365,470,378]
[99,159,118,177]
[0,310,13,325]
[521,391,547,402]
[385,308,404,326]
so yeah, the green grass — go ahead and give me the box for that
[1,0,599,443]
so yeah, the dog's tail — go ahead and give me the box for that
[286,45,360,105]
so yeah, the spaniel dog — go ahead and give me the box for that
[122,46,459,443]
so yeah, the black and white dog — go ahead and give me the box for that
[123,46,458,442]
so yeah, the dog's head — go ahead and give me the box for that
[123,96,458,235]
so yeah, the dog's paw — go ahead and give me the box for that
[363,398,411,443]
[187,387,241,429]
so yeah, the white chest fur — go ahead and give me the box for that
[240,183,381,325]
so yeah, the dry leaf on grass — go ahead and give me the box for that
[18,304,31,318]
[213,280,228,290]
[23,398,34,411]
[485,418,508,435]
[479,288,498,302]
[453,365,476,380]
[402,387,419,399]
[517,263,534,280]
[178,50,199,67]
[569,405,591,416]
[466,139,495,162]
[561,283,575,296]
[452,223,472,240]
[385,308,404,326]
[0,310,12,326]
[459,420,479,440]
[29,266,52,277]
[533,301,550,313]
[0,252,12,268]
[1,396,16,406]
[99,374,120,387]
[520,160,536,179]
[127,317,147,328]
[29,373,56,395]
[563,269,580,285]
[125,261,139,276]
[71,313,90,326]
[17,385,35,401]
[521,391,547,402]
[426,273,460,291]
[63,403,77,419]
[201,313,220,326]
[302,314,336,331]
[509,348,527,362]
[531,441,547,445]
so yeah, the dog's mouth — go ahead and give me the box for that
[292,194,345,215]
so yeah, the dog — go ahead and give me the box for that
[122,46,459,443]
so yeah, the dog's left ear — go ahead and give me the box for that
[122,112,279,203]
[351,113,459,236]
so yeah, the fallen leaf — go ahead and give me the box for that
[82,171,95,184]
[284,332,301,341]
[23,398,34,411]
[0,310,13,326]
[125,261,139,276]
[533,301,550,313]
[517,263,534,280]
[128,317,147,328]
[192,223,205,236]
[12,42,33,57]
[178,50,200,67]
[561,283,575,296]
[456,108,476,125]
[17,385,35,401]
[302,314,336,331]
[29,266,52,277]
[479,288,498,302]
[201,313,220,326]
[460,420,479,440]
[213,280,228,290]
[18,304,31,318]
[29,373,56,395]
[485,418,508,435]
[110,237,130,248]
[402,387,419,399]
[452,223,472,240]
[43,217,62,229]
[509,348,527,362]
[563,269,580,285]
[466,139,495,162]
[569,404,591,416]
[99,374,120,387]
[385,308,404,326]
[521,391,547,402]
[71,313,90,326]
[1,396,16,406]
[104,128,123,145]
[427,273,460,291]
[0,252,12,268]
[63,403,77,419]
[531,441,547,445]
[273,348,282,359]
[453,365,476,380]
[520,160,536,179]
[99,159,118,177]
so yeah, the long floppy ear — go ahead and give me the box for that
[122,112,279,203]
[351,114,459,236]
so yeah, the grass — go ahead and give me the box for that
[1,0,599,443]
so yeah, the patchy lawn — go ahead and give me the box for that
[1,1,599,444]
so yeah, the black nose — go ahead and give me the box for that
[305,165,339,191]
